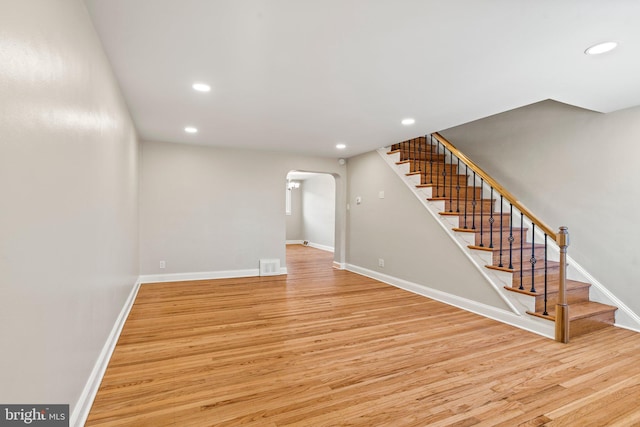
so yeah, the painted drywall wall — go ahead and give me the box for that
[0,0,138,414]
[285,181,304,241]
[346,151,509,309]
[139,141,346,276]
[302,174,336,250]
[441,100,640,316]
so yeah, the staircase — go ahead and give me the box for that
[386,134,617,341]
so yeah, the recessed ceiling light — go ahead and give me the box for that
[584,41,618,55]
[184,126,198,133]
[401,118,415,126]
[336,143,346,149]
[192,82,211,92]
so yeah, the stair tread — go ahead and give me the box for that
[503,280,591,296]
[428,197,496,202]
[485,260,560,271]
[460,226,528,233]
[467,242,543,250]
[416,183,480,188]
[528,301,617,321]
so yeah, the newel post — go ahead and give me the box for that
[555,226,570,343]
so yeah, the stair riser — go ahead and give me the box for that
[429,188,485,201]
[420,174,468,186]
[570,313,615,338]
[512,269,560,288]
[391,140,428,150]
[456,214,513,230]
[492,246,546,265]
[409,162,458,175]
[442,199,495,213]
[394,145,437,156]
[473,229,526,248]
[410,162,466,176]
[534,287,590,312]
[400,155,442,166]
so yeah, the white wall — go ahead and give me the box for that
[302,174,336,250]
[285,181,304,241]
[441,100,640,316]
[346,151,510,309]
[139,141,347,276]
[0,0,138,415]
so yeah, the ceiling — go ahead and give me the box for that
[85,1,640,158]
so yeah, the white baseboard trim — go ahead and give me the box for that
[333,261,345,270]
[139,269,260,283]
[307,242,334,253]
[71,279,141,427]
[346,263,554,339]
[286,240,304,245]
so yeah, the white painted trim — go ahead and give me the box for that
[286,240,304,245]
[333,261,346,270]
[346,263,554,339]
[307,242,335,253]
[71,279,141,427]
[280,267,288,275]
[139,269,260,283]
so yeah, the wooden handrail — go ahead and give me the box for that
[432,132,558,240]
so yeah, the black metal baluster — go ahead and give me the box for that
[488,186,493,248]
[463,164,469,229]
[456,157,460,212]
[479,178,485,246]
[508,204,514,270]
[543,234,548,316]
[412,138,417,172]
[471,172,477,231]
[498,194,503,267]
[442,147,448,199]
[519,212,524,290]
[430,135,435,185]
[448,150,453,208]
[436,139,442,197]
[530,224,537,293]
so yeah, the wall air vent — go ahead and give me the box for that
[259,259,281,276]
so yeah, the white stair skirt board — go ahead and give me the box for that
[346,264,554,339]
[139,268,287,284]
[379,147,640,333]
[71,279,141,427]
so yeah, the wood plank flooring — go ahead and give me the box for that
[87,245,640,426]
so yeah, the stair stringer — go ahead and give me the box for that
[378,148,554,339]
[381,147,640,334]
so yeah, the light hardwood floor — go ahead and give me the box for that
[87,245,640,426]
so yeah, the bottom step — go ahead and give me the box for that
[527,301,617,338]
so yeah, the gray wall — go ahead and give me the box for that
[285,181,304,241]
[139,141,347,275]
[346,151,510,309]
[0,0,139,411]
[302,174,336,250]
[441,100,640,316]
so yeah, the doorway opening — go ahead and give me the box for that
[285,171,336,253]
